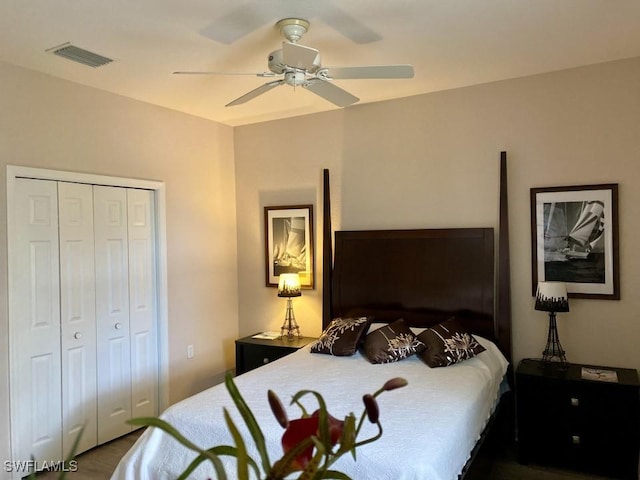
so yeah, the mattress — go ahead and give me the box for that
[111,336,508,480]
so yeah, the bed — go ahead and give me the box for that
[111,154,513,480]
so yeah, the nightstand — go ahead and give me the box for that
[235,335,317,375]
[516,358,640,479]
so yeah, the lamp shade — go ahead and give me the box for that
[278,273,302,297]
[535,281,569,313]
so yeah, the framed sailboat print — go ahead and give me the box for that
[530,184,619,299]
[265,205,314,288]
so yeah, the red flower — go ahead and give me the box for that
[281,410,344,471]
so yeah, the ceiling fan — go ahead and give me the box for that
[174,18,414,108]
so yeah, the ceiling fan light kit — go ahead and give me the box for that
[177,18,414,108]
[284,70,307,87]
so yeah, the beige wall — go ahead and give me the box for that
[234,57,640,375]
[0,61,238,474]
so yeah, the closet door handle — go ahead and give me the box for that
[74,332,82,340]
[115,323,123,330]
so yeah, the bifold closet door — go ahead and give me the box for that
[127,188,158,421]
[9,178,159,462]
[10,178,62,464]
[94,186,133,443]
[93,186,158,444]
[58,182,98,455]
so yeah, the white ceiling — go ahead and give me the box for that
[1,0,639,127]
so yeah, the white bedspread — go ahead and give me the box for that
[111,336,508,480]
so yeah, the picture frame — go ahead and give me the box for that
[530,184,619,299]
[264,205,314,288]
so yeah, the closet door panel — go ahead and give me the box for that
[94,186,132,444]
[127,189,158,419]
[58,182,97,455]
[10,178,62,463]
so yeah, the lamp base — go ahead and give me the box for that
[280,297,301,341]
[542,312,568,369]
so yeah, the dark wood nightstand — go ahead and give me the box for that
[516,358,640,479]
[235,335,317,375]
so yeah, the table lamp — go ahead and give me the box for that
[278,273,302,340]
[535,281,569,368]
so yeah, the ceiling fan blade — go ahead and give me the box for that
[173,71,275,77]
[322,65,414,80]
[282,42,319,70]
[225,80,284,107]
[318,3,382,44]
[199,5,272,44]
[304,78,359,107]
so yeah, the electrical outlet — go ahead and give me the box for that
[187,344,194,359]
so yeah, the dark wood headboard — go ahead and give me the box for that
[321,153,512,362]
[330,228,494,334]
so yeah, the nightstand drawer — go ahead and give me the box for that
[235,335,317,375]
[517,359,640,479]
[242,344,297,371]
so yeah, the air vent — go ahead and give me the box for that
[47,42,113,68]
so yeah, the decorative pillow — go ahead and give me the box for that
[417,317,485,367]
[362,318,425,364]
[310,316,372,356]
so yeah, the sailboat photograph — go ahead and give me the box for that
[542,200,606,282]
[531,184,619,299]
[272,216,307,274]
[265,205,314,288]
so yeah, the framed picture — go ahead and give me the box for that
[264,205,314,288]
[530,184,619,299]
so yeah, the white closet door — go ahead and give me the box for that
[94,186,132,443]
[127,188,158,419]
[58,182,97,455]
[9,178,62,463]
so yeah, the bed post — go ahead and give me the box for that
[322,169,332,330]
[498,152,512,362]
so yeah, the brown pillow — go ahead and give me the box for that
[417,317,485,367]
[310,316,372,356]
[362,318,424,364]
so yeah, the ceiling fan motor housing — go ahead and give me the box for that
[268,49,286,74]
[268,48,320,75]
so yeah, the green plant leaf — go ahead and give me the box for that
[178,446,260,480]
[211,445,260,477]
[223,407,249,480]
[25,425,85,480]
[175,452,210,479]
[297,440,324,480]
[292,397,310,418]
[59,425,85,479]
[335,414,356,457]
[354,422,383,449]
[224,372,271,474]
[268,437,314,480]
[128,417,227,479]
